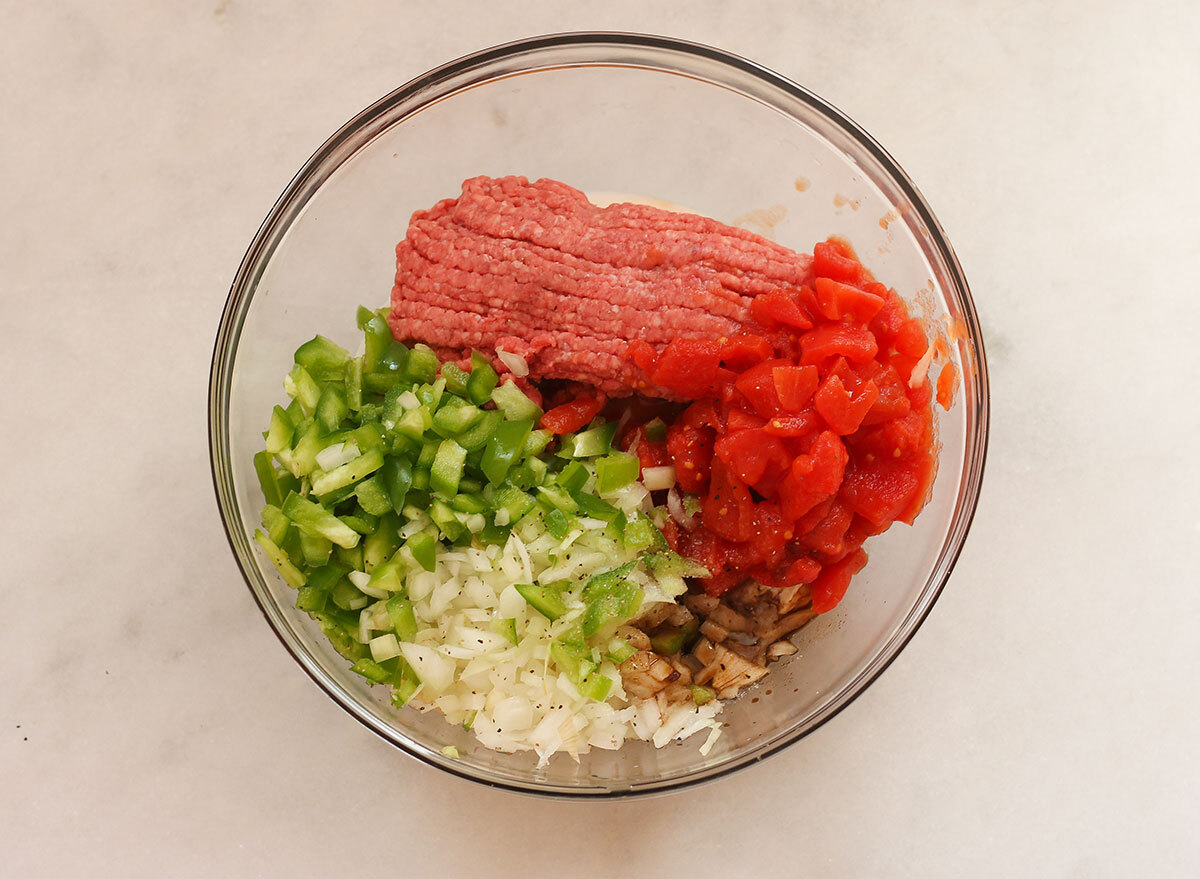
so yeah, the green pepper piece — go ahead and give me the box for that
[478,522,510,546]
[362,372,401,395]
[450,493,488,514]
[260,503,290,546]
[362,514,400,572]
[314,611,367,661]
[403,344,439,384]
[455,410,503,452]
[690,685,716,706]
[376,340,410,375]
[536,484,578,514]
[516,583,567,621]
[581,561,643,638]
[380,456,413,513]
[351,657,392,683]
[595,451,640,494]
[314,385,348,433]
[281,492,360,549]
[394,406,433,442]
[311,448,385,498]
[294,335,349,381]
[432,400,483,436]
[605,637,637,664]
[550,638,597,683]
[490,381,543,422]
[296,584,327,614]
[389,657,420,706]
[571,421,618,457]
[578,674,613,702]
[299,530,333,567]
[354,475,393,516]
[385,595,419,641]
[264,405,294,455]
[556,461,589,495]
[490,618,518,646]
[571,491,620,522]
[644,417,668,443]
[429,499,464,541]
[440,362,470,397]
[405,530,438,572]
[523,429,553,458]
[254,529,306,588]
[622,514,667,553]
[305,561,349,592]
[650,627,688,656]
[481,419,533,486]
[330,577,367,611]
[430,439,467,498]
[466,351,499,405]
[416,440,440,471]
[285,364,322,415]
[358,307,394,372]
[346,356,364,411]
[544,507,571,540]
[254,450,285,507]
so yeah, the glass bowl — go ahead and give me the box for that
[209,32,988,797]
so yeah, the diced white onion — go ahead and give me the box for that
[641,466,677,491]
[399,643,455,694]
[315,440,360,472]
[398,390,421,410]
[369,633,401,662]
[667,487,695,529]
[495,347,529,377]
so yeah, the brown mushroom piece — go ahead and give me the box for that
[690,637,768,695]
[619,650,679,699]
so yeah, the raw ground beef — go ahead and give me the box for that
[388,176,812,394]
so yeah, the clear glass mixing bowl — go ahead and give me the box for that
[209,33,989,796]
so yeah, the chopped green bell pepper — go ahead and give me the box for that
[481,419,533,486]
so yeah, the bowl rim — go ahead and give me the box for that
[209,30,990,798]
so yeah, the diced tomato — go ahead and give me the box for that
[750,290,813,330]
[896,449,937,525]
[734,359,790,417]
[779,431,847,522]
[810,548,868,613]
[813,277,886,324]
[750,501,791,570]
[814,374,880,435]
[650,338,721,398]
[784,556,822,586]
[727,408,767,431]
[702,456,756,542]
[858,361,912,426]
[713,428,790,488]
[666,424,714,493]
[622,425,670,469]
[720,333,773,370]
[541,397,604,434]
[812,239,867,285]
[626,339,659,375]
[680,398,721,430]
[895,319,928,358]
[763,410,823,438]
[772,364,820,412]
[936,361,958,411]
[839,456,922,526]
[799,501,854,558]
[799,324,879,366]
[868,287,906,345]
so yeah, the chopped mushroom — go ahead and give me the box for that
[619,650,679,699]
[691,637,768,694]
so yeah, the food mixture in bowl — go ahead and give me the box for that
[251,176,942,764]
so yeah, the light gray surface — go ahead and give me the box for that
[3,2,1197,876]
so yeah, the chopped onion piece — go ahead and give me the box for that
[909,343,935,388]
[495,347,529,377]
[315,440,359,472]
[369,633,401,662]
[641,466,677,491]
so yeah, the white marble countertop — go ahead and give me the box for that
[4,2,1198,876]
